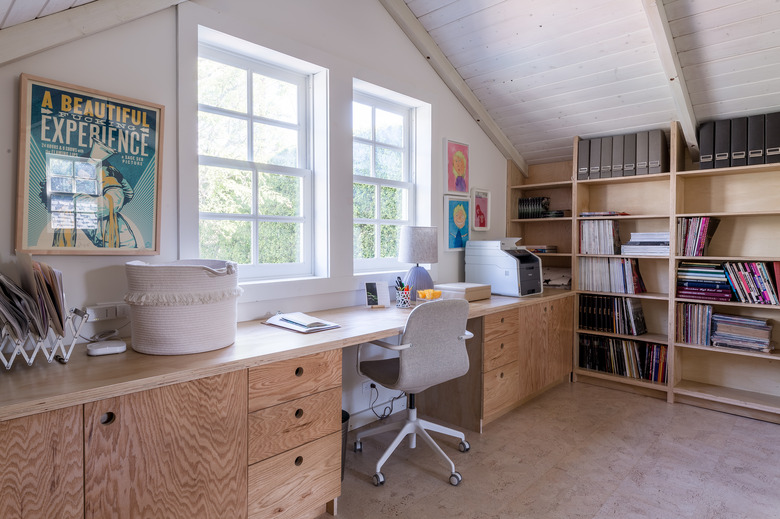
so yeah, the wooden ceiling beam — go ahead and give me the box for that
[378,0,529,176]
[642,0,700,161]
[0,0,187,67]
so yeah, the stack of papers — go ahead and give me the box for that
[0,253,67,341]
[266,312,340,333]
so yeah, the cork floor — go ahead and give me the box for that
[322,382,780,519]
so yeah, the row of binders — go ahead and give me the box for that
[578,334,668,383]
[698,112,780,169]
[577,129,669,180]
[577,257,646,294]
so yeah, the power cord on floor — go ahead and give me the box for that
[369,384,406,420]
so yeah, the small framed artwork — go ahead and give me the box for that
[445,139,469,194]
[16,73,164,255]
[470,188,490,231]
[445,195,469,250]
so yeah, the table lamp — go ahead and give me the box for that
[398,226,438,300]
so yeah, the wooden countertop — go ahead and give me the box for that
[0,290,572,422]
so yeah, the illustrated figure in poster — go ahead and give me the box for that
[447,140,469,193]
[38,139,143,249]
[452,150,467,192]
[475,204,486,228]
[450,202,469,248]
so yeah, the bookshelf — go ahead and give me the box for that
[507,161,572,272]
[560,122,780,423]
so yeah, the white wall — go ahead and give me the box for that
[0,0,509,425]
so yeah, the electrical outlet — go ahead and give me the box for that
[361,381,373,394]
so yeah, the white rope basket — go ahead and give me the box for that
[125,260,243,355]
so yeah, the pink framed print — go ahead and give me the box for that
[445,139,469,195]
[470,187,490,231]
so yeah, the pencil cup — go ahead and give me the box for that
[396,289,411,308]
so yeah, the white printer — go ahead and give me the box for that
[465,238,542,297]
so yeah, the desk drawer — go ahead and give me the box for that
[482,361,520,423]
[484,310,519,343]
[248,432,341,519]
[483,335,519,372]
[249,350,341,412]
[248,387,341,464]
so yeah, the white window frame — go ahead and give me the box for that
[352,90,416,273]
[197,43,314,280]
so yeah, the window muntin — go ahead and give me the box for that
[197,47,313,279]
[352,93,414,271]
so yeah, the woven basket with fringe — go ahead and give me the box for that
[124,260,243,355]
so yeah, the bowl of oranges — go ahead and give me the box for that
[416,289,442,302]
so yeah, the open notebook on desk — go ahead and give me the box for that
[266,312,340,333]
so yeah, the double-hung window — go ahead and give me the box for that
[352,91,414,272]
[197,44,313,279]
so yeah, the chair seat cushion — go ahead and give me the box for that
[359,358,400,388]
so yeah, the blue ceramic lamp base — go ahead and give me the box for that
[403,265,434,301]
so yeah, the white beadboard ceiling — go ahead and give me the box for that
[2,0,779,172]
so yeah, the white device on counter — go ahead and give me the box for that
[464,238,542,297]
[87,339,127,356]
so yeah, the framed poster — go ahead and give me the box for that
[470,187,490,231]
[445,139,469,194]
[445,195,469,250]
[16,74,164,255]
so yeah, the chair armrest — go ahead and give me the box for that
[369,339,412,351]
[460,330,474,341]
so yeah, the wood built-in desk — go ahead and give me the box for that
[0,289,572,519]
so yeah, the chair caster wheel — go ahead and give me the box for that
[449,472,462,486]
[354,440,362,453]
[372,472,385,486]
[458,440,470,452]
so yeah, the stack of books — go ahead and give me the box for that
[722,261,779,305]
[675,302,713,346]
[677,217,720,256]
[579,219,621,255]
[578,257,646,294]
[676,262,733,302]
[621,231,670,256]
[710,313,774,352]
[578,334,667,383]
[578,294,647,335]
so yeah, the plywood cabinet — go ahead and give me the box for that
[247,350,342,519]
[0,406,83,519]
[84,370,247,519]
[418,295,574,433]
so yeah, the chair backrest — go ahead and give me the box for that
[394,298,470,394]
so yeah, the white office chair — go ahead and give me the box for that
[354,298,474,486]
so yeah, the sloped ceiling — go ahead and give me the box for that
[383,0,780,172]
[3,0,780,173]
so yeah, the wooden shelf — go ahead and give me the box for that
[674,380,780,415]
[576,290,668,301]
[676,210,780,218]
[576,253,669,259]
[510,217,573,223]
[674,255,780,262]
[577,214,669,220]
[673,296,780,310]
[674,342,780,360]
[676,162,780,178]
[577,173,670,185]
[509,180,572,190]
[573,368,667,390]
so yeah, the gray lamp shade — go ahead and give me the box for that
[398,226,438,265]
[398,226,438,299]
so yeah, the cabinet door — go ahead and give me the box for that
[0,406,83,519]
[518,301,546,400]
[545,296,573,384]
[84,370,247,519]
